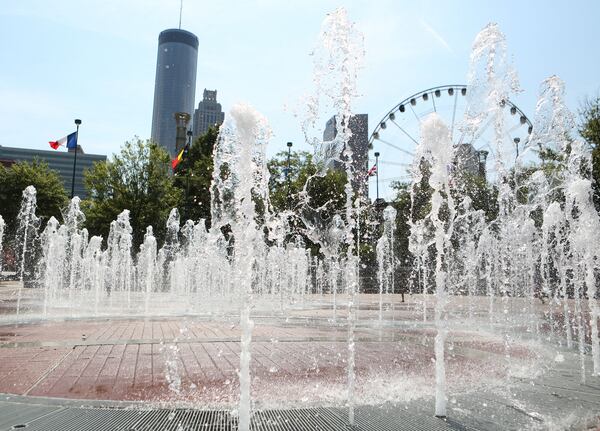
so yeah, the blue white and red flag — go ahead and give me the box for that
[49,132,77,150]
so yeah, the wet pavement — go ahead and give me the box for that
[0,282,599,429]
[0,316,532,406]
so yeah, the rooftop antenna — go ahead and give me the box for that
[178,0,183,29]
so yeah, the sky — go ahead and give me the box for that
[1,0,599,163]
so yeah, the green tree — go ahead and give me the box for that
[453,172,498,222]
[578,95,600,212]
[172,126,219,226]
[389,182,413,264]
[386,166,498,292]
[267,150,346,214]
[82,138,182,248]
[0,160,68,234]
[267,150,347,255]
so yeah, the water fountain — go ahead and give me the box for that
[0,10,599,431]
[14,185,39,317]
[376,206,396,328]
[413,113,457,418]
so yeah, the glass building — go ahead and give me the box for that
[151,29,198,157]
[321,114,369,196]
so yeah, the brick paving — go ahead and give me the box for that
[0,316,539,407]
[0,286,599,429]
[0,281,583,408]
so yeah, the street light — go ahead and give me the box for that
[71,119,82,199]
[374,151,380,201]
[184,130,193,219]
[286,142,293,209]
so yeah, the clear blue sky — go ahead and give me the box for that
[1,0,599,159]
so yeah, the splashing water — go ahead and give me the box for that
[15,186,40,317]
[530,76,575,155]
[211,102,272,431]
[413,113,457,417]
[2,16,600,425]
[377,205,396,327]
[300,7,364,169]
[296,8,365,425]
[161,342,182,395]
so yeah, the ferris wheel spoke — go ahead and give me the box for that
[368,84,535,200]
[474,140,503,171]
[389,119,419,146]
[409,103,422,125]
[375,137,415,157]
[503,124,526,158]
[470,116,495,148]
[476,133,521,162]
[456,129,467,146]
[475,139,494,153]
[505,123,522,135]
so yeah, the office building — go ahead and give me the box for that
[321,114,369,195]
[193,89,225,138]
[0,145,106,198]
[454,143,488,178]
[151,29,198,156]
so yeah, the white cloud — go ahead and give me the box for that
[419,18,454,55]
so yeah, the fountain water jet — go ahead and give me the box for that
[210,102,273,431]
[297,8,365,425]
[0,15,599,428]
[377,205,396,328]
[413,113,457,418]
[15,185,39,317]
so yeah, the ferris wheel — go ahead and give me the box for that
[367,84,534,201]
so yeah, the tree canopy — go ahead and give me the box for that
[267,150,347,214]
[267,150,347,255]
[82,138,182,248]
[172,126,219,226]
[578,95,600,212]
[0,160,68,235]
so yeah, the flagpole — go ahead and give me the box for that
[374,151,380,201]
[185,130,192,219]
[286,141,293,210]
[71,119,82,199]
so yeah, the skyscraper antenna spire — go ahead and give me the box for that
[179,0,183,29]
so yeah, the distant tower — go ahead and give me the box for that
[193,89,225,138]
[322,114,369,196]
[151,29,198,156]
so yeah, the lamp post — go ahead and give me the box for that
[374,151,380,201]
[185,130,193,219]
[286,142,293,209]
[71,119,82,199]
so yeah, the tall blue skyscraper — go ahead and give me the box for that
[151,29,198,156]
[322,114,369,196]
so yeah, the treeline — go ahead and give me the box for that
[0,96,599,272]
[0,126,347,258]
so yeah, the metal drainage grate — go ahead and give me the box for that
[0,403,477,431]
[0,397,585,431]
